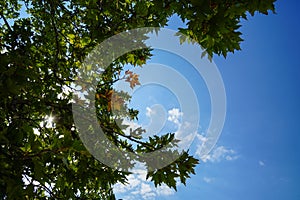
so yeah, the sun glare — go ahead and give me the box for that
[45,115,55,128]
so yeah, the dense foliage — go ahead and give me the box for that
[0,0,275,199]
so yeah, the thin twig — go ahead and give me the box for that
[0,13,13,33]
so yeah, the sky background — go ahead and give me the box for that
[115,0,300,199]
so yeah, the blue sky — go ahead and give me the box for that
[115,1,300,199]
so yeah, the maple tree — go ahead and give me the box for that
[0,0,276,199]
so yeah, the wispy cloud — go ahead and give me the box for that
[194,133,238,163]
[198,145,239,163]
[203,177,214,183]
[259,160,265,167]
[196,134,208,143]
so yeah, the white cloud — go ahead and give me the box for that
[175,130,197,151]
[197,145,238,163]
[196,134,208,144]
[194,132,239,163]
[167,108,183,126]
[225,154,239,161]
[140,183,156,199]
[114,166,176,200]
[113,174,141,194]
[203,177,213,183]
[146,107,153,117]
[171,119,199,152]
[156,184,175,196]
[259,160,265,166]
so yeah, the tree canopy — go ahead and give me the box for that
[0,0,275,199]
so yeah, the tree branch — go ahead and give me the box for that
[0,13,13,33]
